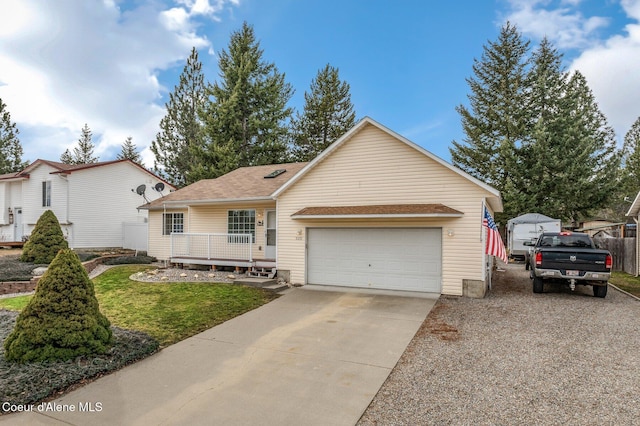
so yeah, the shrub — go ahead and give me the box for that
[19,210,68,264]
[4,249,113,363]
[103,255,156,265]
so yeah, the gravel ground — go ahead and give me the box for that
[358,262,640,426]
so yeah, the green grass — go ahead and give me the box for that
[609,271,640,298]
[0,265,277,347]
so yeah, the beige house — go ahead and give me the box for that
[142,117,503,296]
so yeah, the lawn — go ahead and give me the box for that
[0,264,278,347]
[0,265,278,411]
[609,271,640,298]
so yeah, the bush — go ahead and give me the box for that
[103,255,156,265]
[0,310,159,411]
[19,210,68,264]
[4,249,113,362]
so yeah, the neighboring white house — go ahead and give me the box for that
[141,117,504,297]
[0,159,174,249]
[626,191,640,276]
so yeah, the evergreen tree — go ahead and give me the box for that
[450,23,530,220]
[450,25,621,223]
[117,136,143,164]
[59,149,73,164]
[4,249,112,363]
[551,71,620,223]
[514,38,568,217]
[291,64,356,161]
[621,117,640,198]
[0,97,28,174]
[151,47,207,188]
[20,210,69,264]
[198,22,294,179]
[61,124,98,164]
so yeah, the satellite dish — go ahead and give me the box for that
[135,184,146,195]
[154,182,165,192]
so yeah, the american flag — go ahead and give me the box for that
[483,207,508,264]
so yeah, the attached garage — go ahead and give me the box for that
[306,228,442,293]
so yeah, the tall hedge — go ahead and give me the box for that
[4,249,113,362]
[20,210,69,264]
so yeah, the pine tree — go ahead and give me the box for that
[622,117,640,196]
[556,71,619,223]
[199,22,294,178]
[61,124,98,164]
[0,97,27,174]
[59,149,73,164]
[20,210,69,264]
[450,22,530,197]
[514,38,568,217]
[4,249,112,363]
[117,136,143,164]
[151,47,206,188]
[291,64,356,161]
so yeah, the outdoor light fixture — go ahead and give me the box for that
[447,229,455,237]
[8,208,13,225]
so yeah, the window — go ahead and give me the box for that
[42,181,51,207]
[228,210,255,243]
[163,213,184,235]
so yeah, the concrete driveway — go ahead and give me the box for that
[1,288,436,426]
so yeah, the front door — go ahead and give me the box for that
[13,208,23,241]
[265,210,276,259]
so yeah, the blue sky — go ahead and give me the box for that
[0,0,638,168]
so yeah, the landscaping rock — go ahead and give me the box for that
[31,267,48,276]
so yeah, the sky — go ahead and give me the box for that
[0,0,638,169]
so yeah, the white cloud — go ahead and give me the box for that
[0,0,239,166]
[502,0,640,140]
[503,0,610,49]
[570,1,640,139]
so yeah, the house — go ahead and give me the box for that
[626,192,640,276]
[141,117,503,297]
[0,159,174,249]
[577,219,626,238]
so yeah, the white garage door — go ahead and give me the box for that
[307,228,442,293]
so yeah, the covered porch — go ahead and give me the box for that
[169,232,275,272]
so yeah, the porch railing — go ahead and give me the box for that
[170,233,253,261]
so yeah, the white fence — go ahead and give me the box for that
[122,222,148,251]
[170,233,253,261]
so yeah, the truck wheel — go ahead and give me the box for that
[533,277,543,293]
[593,284,608,298]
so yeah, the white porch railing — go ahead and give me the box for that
[170,233,253,261]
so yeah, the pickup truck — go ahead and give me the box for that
[526,232,612,297]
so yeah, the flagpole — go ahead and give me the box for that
[482,199,491,290]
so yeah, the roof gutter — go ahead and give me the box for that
[140,196,275,210]
[291,213,465,220]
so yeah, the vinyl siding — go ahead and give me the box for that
[66,162,158,248]
[277,124,495,296]
[147,202,276,261]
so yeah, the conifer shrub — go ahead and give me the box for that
[4,249,113,363]
[20,210,69,264]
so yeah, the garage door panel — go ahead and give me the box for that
[307,228,441,293]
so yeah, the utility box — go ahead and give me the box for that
[507,213,561,259]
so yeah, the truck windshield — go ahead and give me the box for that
[539,235,592,248]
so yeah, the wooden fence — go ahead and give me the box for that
[593,237,635,275]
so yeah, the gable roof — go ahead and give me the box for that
[141,162,308,209]
[272,116,503,212]
[626,191,640,217]
[0,159,174,189]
